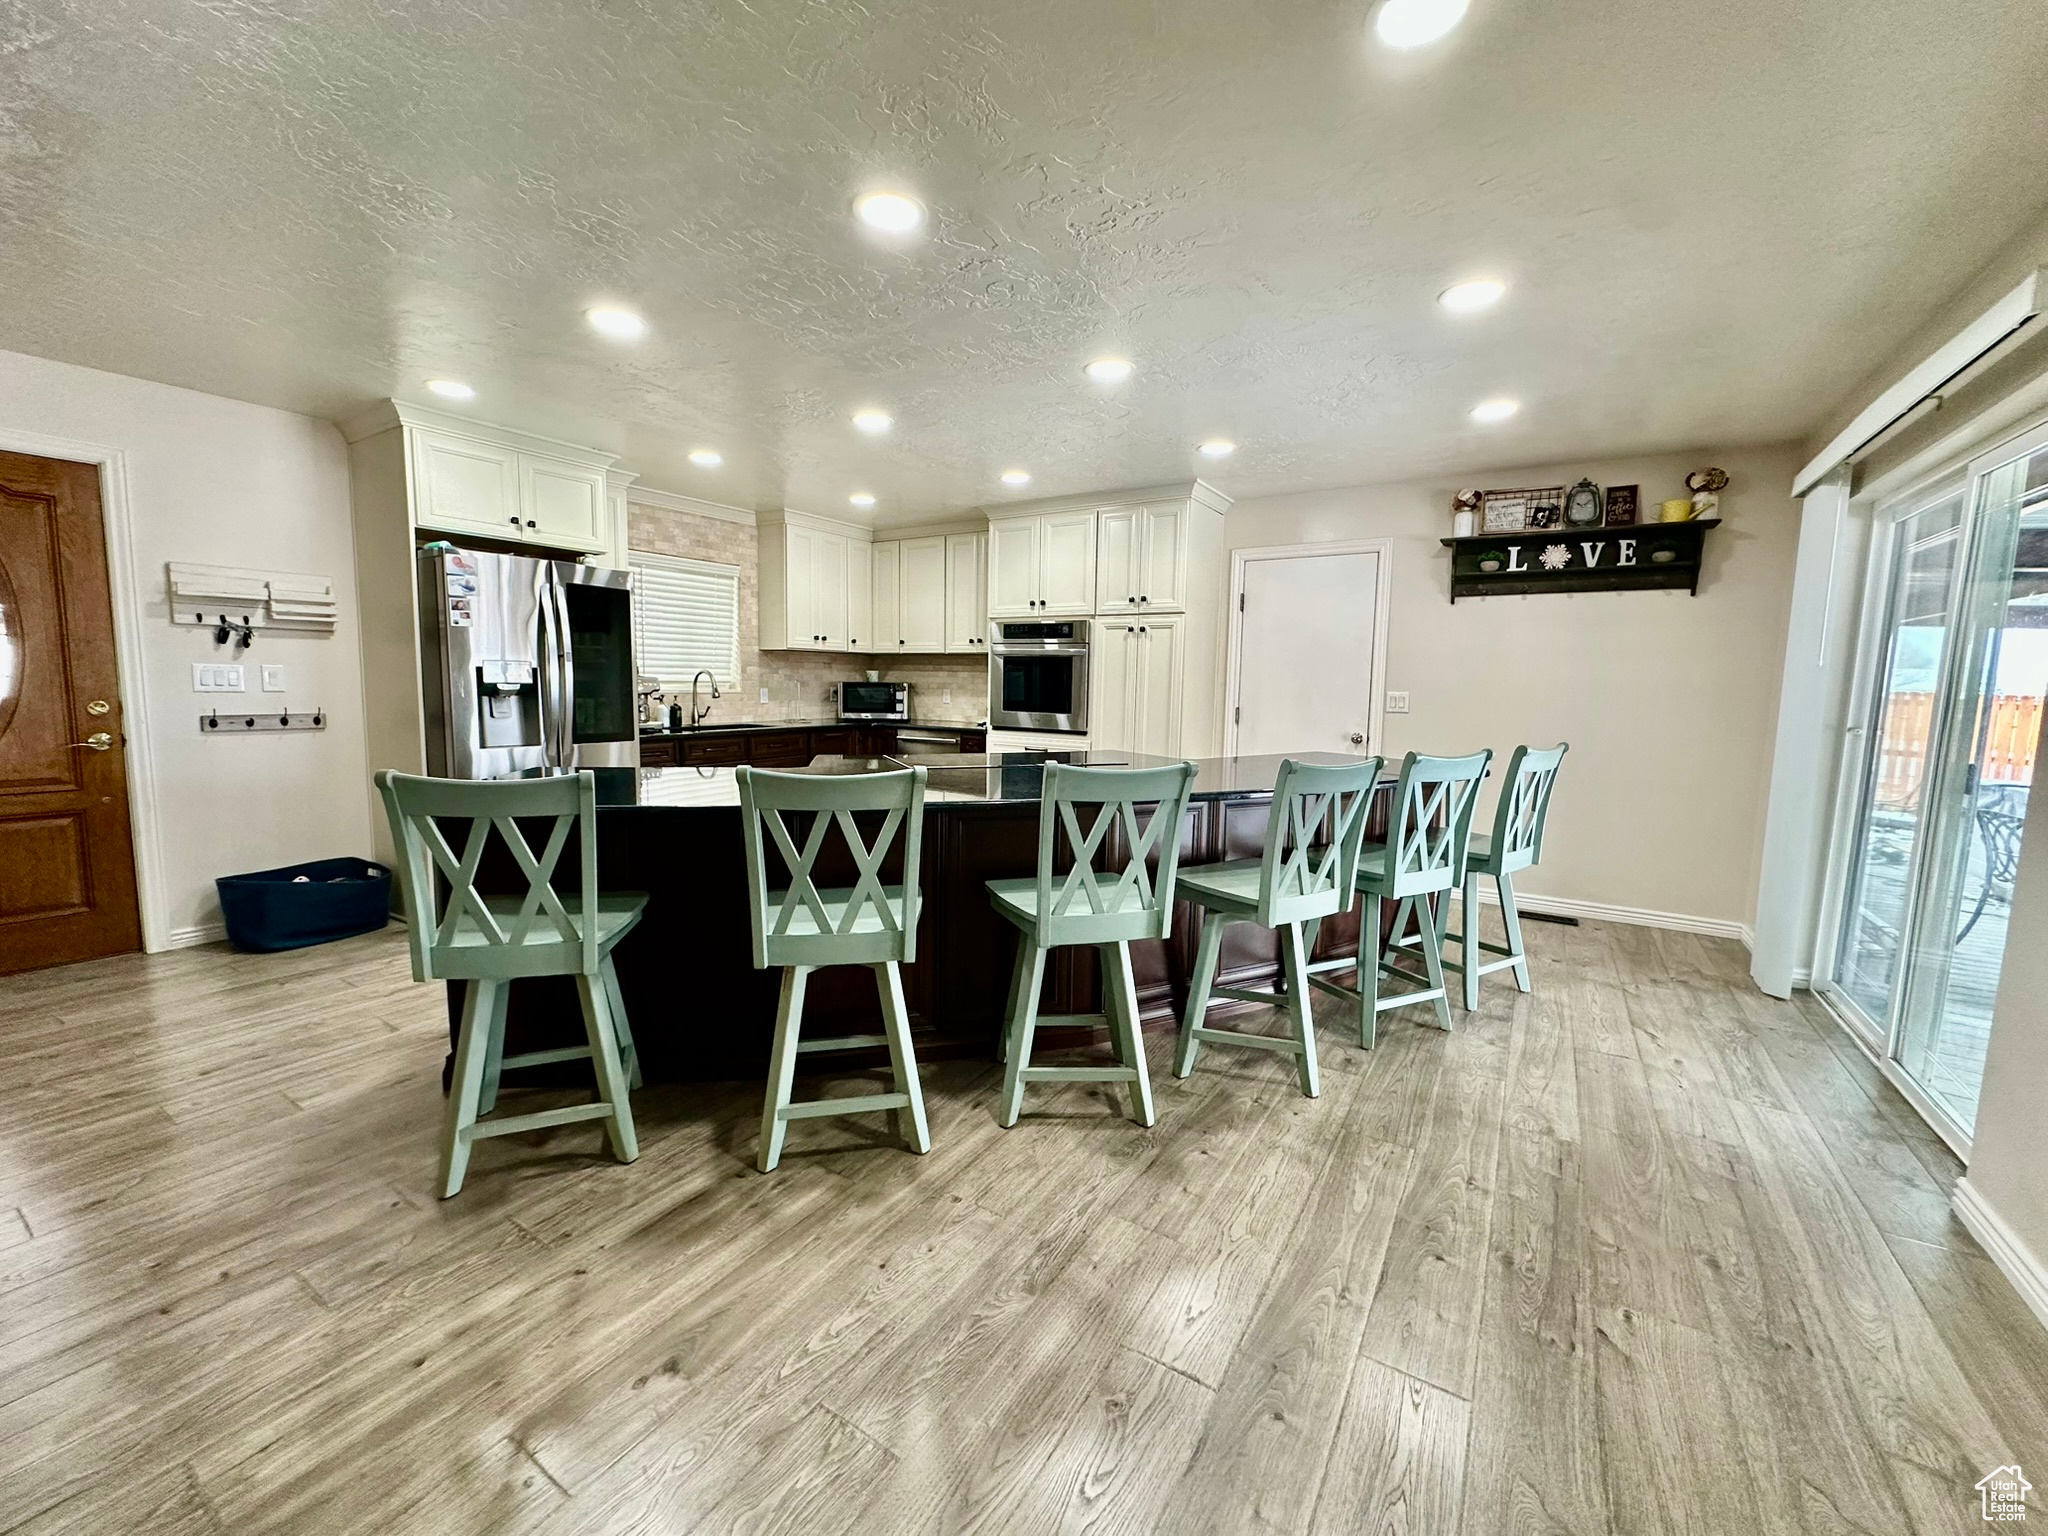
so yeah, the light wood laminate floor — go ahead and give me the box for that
[2,917,2044,1534]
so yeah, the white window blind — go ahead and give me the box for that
[629,551,741,688]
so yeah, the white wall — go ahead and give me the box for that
[0,348,369,947]
[1225,444,1803,934]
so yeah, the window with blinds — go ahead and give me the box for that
[629,551,742,688]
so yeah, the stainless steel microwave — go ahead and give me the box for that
[839,679,910,721]
[990,619,1090,733]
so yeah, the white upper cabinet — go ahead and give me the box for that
[519,455,609,550]
[945,532,987,652]
[870,541,901,650]
[988,510,1096,617]
[759,515,866,651]
[1095,501,1186,613]
[406,421,610,554]
[412,433,523,541]
[897,536,948,652]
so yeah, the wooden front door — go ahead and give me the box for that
[0,450,142,973]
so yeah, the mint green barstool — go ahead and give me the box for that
[738,764,931,1173]
[1441,743,1568,1009]
[1172,757,1382,1097]
[987,760,1198,1128]
[1304,749,1491,1045]
[377,770,643,1199]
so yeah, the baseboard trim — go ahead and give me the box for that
[1469,886,1751,944]
[162,922,227,951]
[1953,1178,2048,1335]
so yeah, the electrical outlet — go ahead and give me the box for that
[193,663,246,692]
[758,688,770,704]
[941,689,952,705]
[1386,691,1410,714]
[261,664,287,692]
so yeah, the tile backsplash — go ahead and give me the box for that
[628,500,988,726]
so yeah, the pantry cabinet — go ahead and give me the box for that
[1091,616,1184,757]
[1095,501,1187,613]
[987,509,1096,617]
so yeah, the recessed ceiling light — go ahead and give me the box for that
[425,379,475,401]
[1000,469,1032,486]
[849,492,877,508]
[1438,278,1506,314]
[585,305,646,340]
[1197,440,1236,458]
[1373,0,1470,49]
[1085,357,1134,384]
[1470,398,1520,424]
[688,448,723,467]
[854,192,925,233]
[852,410,893,434]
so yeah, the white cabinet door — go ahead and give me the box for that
[945,532,986,652]
[1038,511,1097,615]
[1133,617,1183,757]
[898,535,948,652]
[785,526,818,648]
[520,454,608,552]
[811,531,850,650]
[871,541,902,651]
[987,518,1040,617]
[845,540,873,652]
[1138,502,1188,612]
[1090,620,1139,753]
[412,430,522,540]
[1096,507,1140,613]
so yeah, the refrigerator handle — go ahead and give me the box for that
[537,571,564,771]
[553,578,577,771]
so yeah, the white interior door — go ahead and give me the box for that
[1229,543,1389,758]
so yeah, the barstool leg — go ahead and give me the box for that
[999,944,1047,1127]
[1415,905,1453,1032]
[1174,909,1227,1078]
[1280,920,1319,1098]
[477,980,511,1115]
[440,979,496,1199]
[1499,871,1531,992]
[1460,872,1482,1011]
[577,972,639,1163]
[875,961,931,1154]
[602,954,642,1089]
[1358,892,1383,1050]
[1103,940,1155,1127]
[999,935,1028,1065]
[759,966,809,1172]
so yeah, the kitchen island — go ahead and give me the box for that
[472,751,1400,1083]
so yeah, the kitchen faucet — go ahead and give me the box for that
[691,670,721,725]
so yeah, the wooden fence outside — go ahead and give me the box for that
[1875,691,2042,810]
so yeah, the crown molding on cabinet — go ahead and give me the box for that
[628,484,755,526]
[758,506,877,541]
[981,478,1232,521]
[336,399,618,471]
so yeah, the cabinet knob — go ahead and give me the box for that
[526,519,537,528]
[1349,732,1365,745]
[508,516,520,526]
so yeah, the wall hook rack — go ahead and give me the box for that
[201,708,326,734]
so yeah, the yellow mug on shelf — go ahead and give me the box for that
[1659,498,1694,522]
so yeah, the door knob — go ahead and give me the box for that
[1349,732,1365,745]
[70,732,114,751]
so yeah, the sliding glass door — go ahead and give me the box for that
[1825,426,2047,1143]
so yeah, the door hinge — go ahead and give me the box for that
[1238,591,1245,612]
[1234,706,1241,724]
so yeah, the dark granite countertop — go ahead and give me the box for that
[596,750,1382,809]
[637,718,985,741]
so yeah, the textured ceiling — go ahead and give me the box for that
[3,0,2045,524]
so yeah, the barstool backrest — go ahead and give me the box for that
[1032,760,1199,946]
[1257,756,1385,927]
[738,765,928,969]
[377,769,598,983]
[1489,743,1568,874]
[1384,749,1493,897]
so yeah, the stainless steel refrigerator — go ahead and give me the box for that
[418,546,639,778]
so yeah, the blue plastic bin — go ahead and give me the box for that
[216,857,392,952]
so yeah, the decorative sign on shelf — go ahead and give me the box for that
[1440,520,1719,602]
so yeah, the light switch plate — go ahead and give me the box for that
[193,663,246,692]
[758,688,770,703]
[942,689,952,705]
[1386,691,1410,714]
[261,664,287,692]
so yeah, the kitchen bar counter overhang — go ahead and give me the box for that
[462,752,1400,1082]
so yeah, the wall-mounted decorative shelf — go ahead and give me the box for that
[1440,519,1718,602]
